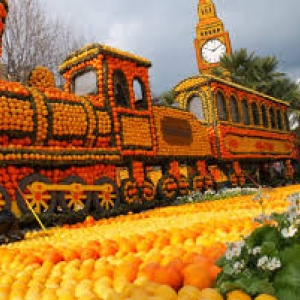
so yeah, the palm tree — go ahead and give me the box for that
[159,90,176,107]
[212,48,300,109]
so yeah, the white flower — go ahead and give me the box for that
[267,257,281,271]
[251,246,261,255]
[254,214,270,223]
[287,193,300,205]
[232,260,245,274]
[225,241,245,260]
[204,190,215,195]
[257,255,269,268]
[281,226,298,238]
[287,213,297,224]
[257,256,281,271]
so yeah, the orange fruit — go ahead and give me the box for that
[152,264,183,291]
[183,264,213,290]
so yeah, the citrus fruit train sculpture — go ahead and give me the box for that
[0,0,297,216]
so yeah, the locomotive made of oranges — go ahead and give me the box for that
[0,0,298,215]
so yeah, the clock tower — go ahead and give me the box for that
[194,0,232,74]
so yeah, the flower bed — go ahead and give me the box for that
[0,185,299,299]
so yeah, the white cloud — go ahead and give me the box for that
[38,0,300,95]
[104,22,141,52]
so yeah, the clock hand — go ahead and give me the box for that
[212,44,223,52]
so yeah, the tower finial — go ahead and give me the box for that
[198,0,216,21]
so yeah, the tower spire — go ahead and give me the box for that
[194,0,232,73]
[198,0,217,21]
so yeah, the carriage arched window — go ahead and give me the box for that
[188,94,205,121]
[216,91,228,121]
[251,102,260,126]
[261,105,269,128]
[113,70,130,107]
[270,107,276,129]
[241,99,250,125]
[277,110,283,130]
[229,96,239,123]
[284,112,290,131]
[133,78,147,110]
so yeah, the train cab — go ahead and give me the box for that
[59,44,157,157]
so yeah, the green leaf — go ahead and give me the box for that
[222,264,236,275]
[280,244,300,266]
[216,255,227,267]
[246,225,280,248]
[217,275,274,296]
[246,277,275,296]
[276,287,300,300]
[274,262,300,290]
[260,241,278,257]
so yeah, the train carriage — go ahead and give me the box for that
[174,75,298,186]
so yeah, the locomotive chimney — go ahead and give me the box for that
[0,0,8,58]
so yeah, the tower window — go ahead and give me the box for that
[229,96,239,123]
[241,99,250,125]
[216,91,228,121]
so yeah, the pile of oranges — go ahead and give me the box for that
[0,185,296,299]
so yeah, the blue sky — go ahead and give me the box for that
[40,0,300,96]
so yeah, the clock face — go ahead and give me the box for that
[201,39,226,64]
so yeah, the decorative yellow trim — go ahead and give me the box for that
[101,44,151,65]
[59,48,99,72]
[174,74,290,106]
[60,43,151,73]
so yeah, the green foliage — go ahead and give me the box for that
[174,187,257,205]
[159,90,176,106]
[215,190,300,299]
[246,226,280,249]
[212,48,300,109]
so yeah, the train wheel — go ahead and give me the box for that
[230,174,238,188]
[58,176,91,213]
[238,175,246,187]
[140,178,156,203]
[16,173,56,214]
[0,185,11,211]
[191,174,204,192]
[178,175,190,196]
[203,174,214,190]
[157,174,179,202]
[121,179,140,205]
[93,177,120,211]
